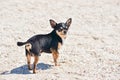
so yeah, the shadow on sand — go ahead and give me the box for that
[1,63,53,75]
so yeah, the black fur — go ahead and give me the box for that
[17,30,62,56]
[17,42,27,46]
[17,18,72,56]
[17,18,72,73]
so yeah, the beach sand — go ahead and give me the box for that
[0,0,120,80]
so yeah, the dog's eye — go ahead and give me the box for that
[58,29,63,32]
[58,27,63,32]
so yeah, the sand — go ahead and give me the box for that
[0,0,120,80]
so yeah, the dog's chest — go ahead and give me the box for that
[58,42,62,49]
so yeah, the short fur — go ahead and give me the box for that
[17,18,72,73]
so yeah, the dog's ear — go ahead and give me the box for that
[65,18,72,27]
[49,19,57,28]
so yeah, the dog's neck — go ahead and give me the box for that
[50,30,63,44]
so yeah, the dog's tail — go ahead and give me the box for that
[17,42,27,46]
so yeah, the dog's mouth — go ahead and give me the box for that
[60,33,67,39]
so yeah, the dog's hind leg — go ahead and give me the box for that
[26,49,32,70]
[33,56,39,74]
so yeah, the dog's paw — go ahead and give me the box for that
[28,67,32,70]
[55,63,60,66]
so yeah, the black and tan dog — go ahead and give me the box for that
[17,18,72,73]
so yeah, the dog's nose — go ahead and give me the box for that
[63,31,67,34]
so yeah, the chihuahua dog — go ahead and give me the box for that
[17,18,72,73]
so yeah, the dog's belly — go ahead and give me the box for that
[43,49,52,53]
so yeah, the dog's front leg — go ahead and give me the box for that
[51,49,59,66]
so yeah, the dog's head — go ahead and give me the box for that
[50,18,72,39]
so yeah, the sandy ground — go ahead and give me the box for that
[0,0,120,80]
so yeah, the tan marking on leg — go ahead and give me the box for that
[33,56,39,74]
[51,49,59,66]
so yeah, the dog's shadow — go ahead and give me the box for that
[1,63,53,75]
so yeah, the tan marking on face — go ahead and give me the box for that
[56,30,66,39]
[25,43,32,52]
